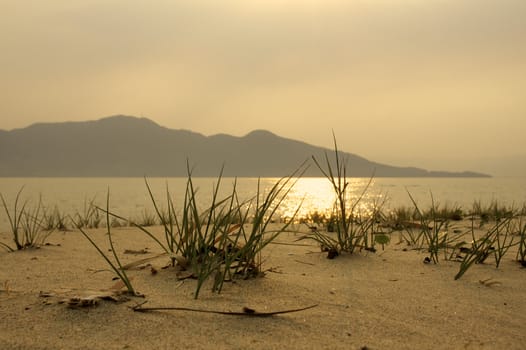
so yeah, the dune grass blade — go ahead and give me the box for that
[96,207,170,253]
[493,216,516,268]
[454,218,491,280]
[20,195,52,248]
[75,190,137,295]
[1,187,28,250]
[298,222,339,252]
[516,215,526,264]
[143,178,178,264]
[406,191,450,264]
[454,216,513,280]
[212,184,248,292]
[0,240,13,252]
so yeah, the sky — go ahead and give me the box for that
[1,0,525,176]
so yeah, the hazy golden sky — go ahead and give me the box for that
[1,0,525,175]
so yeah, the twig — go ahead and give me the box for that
[294,259,315,266]
[271,241,315,247]
[131,301,318,317]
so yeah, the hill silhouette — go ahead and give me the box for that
[0,115,490,177]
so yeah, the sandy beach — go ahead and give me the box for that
[1,222,525,350]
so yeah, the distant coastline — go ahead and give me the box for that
[0,115,491,178]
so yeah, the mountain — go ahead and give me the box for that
[0,115,490,177]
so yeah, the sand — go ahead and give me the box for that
[1,222,525,350]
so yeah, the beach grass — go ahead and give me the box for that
[406,191,450,264]
[516,217,526,266]
[74,196,103,229]
[470,199,516,224]
[0,187,28,251]
[0,187,54,251]
[454,212,519,280]
[43,205,69,231]
[74,190,139,296]
[19,195,53,248]
[85,163,304,298]
[299,135,381,257]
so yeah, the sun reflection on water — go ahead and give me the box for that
[277,177,386,221]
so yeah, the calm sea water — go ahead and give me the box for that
[0,177,525,230]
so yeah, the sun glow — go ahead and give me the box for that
[234,0,345,13]
[278,177,386,222]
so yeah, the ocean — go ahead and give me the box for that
[0,177,525,230]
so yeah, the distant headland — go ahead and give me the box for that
[0,115,491,178]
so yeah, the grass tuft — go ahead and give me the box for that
[90,163,305,298]
[299,134,382,256]
[1,187,52,250]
